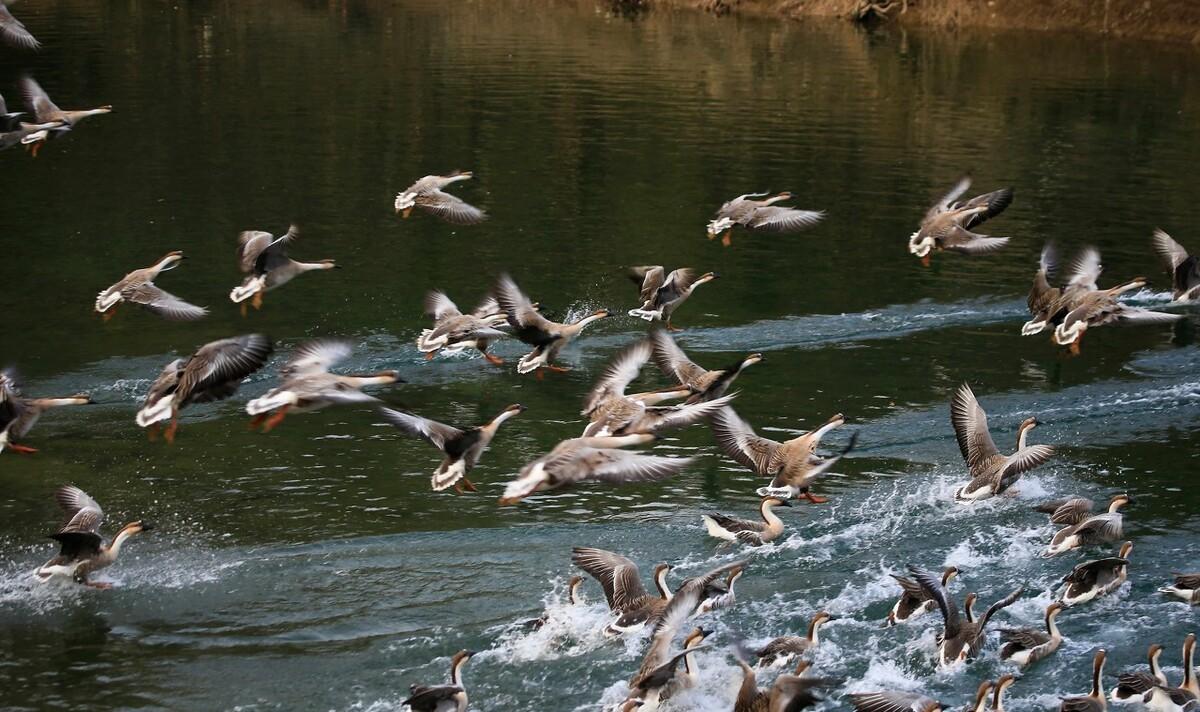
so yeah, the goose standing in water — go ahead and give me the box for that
[571,547,672,635]
[95,251,207,321]
[1059,541,1134,606]
[1143,634,1198,711]
[998,602,1064,667]
[848,681,994,712]
[1023,243,1065,335]
[0,3,39,49]
[909,565,1023,668]
[416,291,509,364]
[627,267,718,330]
[401,650,475,712]
[886,566,959,627]
[706,192,824,247]
[379,404,525,493]
[18,76,111,156]
[754,611,833,668]
[908,176,1013,266]
[1059,650,1108,712]
[701,497,792,547]
[35,485,154,588]
[229,226,337,314]
[1152,229,1200,302]
[650,330,762,404]
[1160,573,1200,605]
[1111,644,1167,704]
[950,383,1055,502]
[0,371,90,454]
[498,433,691,505]
[394,171,487,224]
[493,274,611,375]
[136,334,273,443]
[1043,494,1133,557]
[711,407,854,503]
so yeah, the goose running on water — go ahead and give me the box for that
[1160,573,1200,605]
[493,273,611,375]
[650,329,762,404]
[1043,494,1133,557]
[571,547,672,635]
[0,371,90,454]
[401,650,475,712]
[1059,541,1134,606]
[229,226,337,314]
[1059,649,1108,712]
[909,564,1023,668]
[885,566,959,627]
[394,171,487,224]
[908,175,1013,266]
[950,382,1055,502]
[754,611,833,668]
[379,404,525,493]
[1152,229,1200,303]
[1111,644,1168,704]
[416,291,509,364]
[627,267,718,330]
[95,251,207,321]
[706,191,824,247]
[701,497,792,547]
[35,485,154,588]
[998,602,1065,667]
[1023,242,1064,335]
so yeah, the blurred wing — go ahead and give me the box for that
[471,294,502,319]
[424,290,462,320]
[1115,307,1183,325]
[848,691,941,712]
[494,274,556,336]
[648,393,735,433]
[378,407,462,450]
[585,450,692,485]
[890,574,927,599]
[571,547,647,610]
[630,266,666,303]
[417,190,487,225]
[949,383,1000,467]
[180,334,273,400]
[236,231,275,273]
[940,226,1009,254]
[282,339,352,377]
[924,175,972,221]
[54,485,104,533]
[956,187,1013,228]
[17,76,60,122]
[582,339,651,414]
[1153,228,1190,271]
[1066,247,1102,290]
[649,329,707,387]
[711,406,781,474]
[1073,513,1123,541]
[126,283,208,321]
[0,4,39,50]
[908,565,960,634]
[747,206,825,233]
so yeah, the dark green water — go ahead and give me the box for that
[1,1,1198,710]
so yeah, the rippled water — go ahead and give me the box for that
[2,1,1199,710]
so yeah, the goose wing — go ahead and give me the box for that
[576,448,693,486]
[629,266,666,304]
[710,406,783,475]
[582,340,651,415]
[746,206,825,233]
[1173,573,1200,589]
[978,586,1025,628]
[401,684,463,709]
[1066,248,1102,291]
[924,175,973,222]
[281,339,352,378]
[848,691,942,712]
[1114,307,1184,325]
[950,383,1000,470]
[1153,228,1190,271]
[909,565,961,637]
[1059,695,1104,712]
[642,393,735,434]
[1038,496,1094,525]
[769,674,838,712]
[494,274,559,344]
[955,187,1013,229]
[1070,513,1123,543]
[0,3,39,50]
[890,573,928,600]
[178,334,273,404]
[570,547,649,611]
[125,283,208,321]
[236,230,276,274]
[998,444,1055,488]
[17,76,60,123]
[940,225,1009,254]
[54,485,104,534]
[649,329,708,389]
[423,290,463,320]
[470,294,502,319]
[378,408,463,451]
[416,189,487,225]
[999,626,1050,649]
[653,268,699,307]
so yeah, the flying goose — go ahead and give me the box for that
[571,547,672,635]
[498,433,691,505]
[394,171,487,224]
[228,226,337,313]
[0,119,64,150]
[1043,494,1133,557]
[1111,644,1167,704]
[1023,243,1065,335]
[1160,573,1200,605]
[998,602,1064,667]
[401,650,474,712]
[701,497,792,547]
[706,192,824,247]
[416,291,509,364]
[909,565,1024,668]
[1059,541,1134,606]
[754,611,833,668]
[848,681,994,712]
[711,407,853,503]
[623,627,710,711]
[0,3,38,49]
[35,485,153,587]
[18,76,110,156]
[908,176,1013,265]
[992,675,1017,712]
[950,383,1055,501]
[1142,634,1198,711]
[493,274,611,375]
[0,371,90,454]
[136,334,273,443]
[95,252,207,321]
[627,267,718,330]
[886,566,960,627]
[1058,649,1107,712]
[650,329,762,404]
[1152,229,1200,302]
[246,340,400,431]
[379,404,525,493]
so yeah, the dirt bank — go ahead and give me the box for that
[629,0,1200,44]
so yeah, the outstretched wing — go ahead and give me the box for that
[924,175,972,221]
[998,444,1055,487]
[54,485,104,534]
[17,76,60,122]
[582,339,651,415]
[179,334,273,403]
[416,189,487,225]
[848,691,942,712]
[0,4,40,50]
[955,187,1013,229]
[649,329,707,388]
[281,339,352,377]
[493,273,558,344]
[746,206,825,233]
[908,565,961,636]
[950,383,1000,469]
[125,283,208,321]
[710,406,782,475]
[571,547,649,611]
[1153,228,1190,271]
[629,266,666,304]
[378,408,463,451]
[940,226,1010,254]
[423,290,462,320]
[583,449,693,485]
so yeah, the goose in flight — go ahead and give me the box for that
[394,171,487,225]
[627,267,718,330]
[908,175,1013,266]
[706,192,824,247]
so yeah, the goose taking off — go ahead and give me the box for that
[885,566,959,627]
[1023,242,1065,335]
[394,171,487,224]
[1160,573,1200,605]
[1058,649,1107,712]
[1152,229,1200,302]
[909,564,1023,668]
[998,602,1064,667]
[493,273,611,375]
[0,3,39,49]
[1059,541,1133,606]
[706,192,824,246]
[95,252,207,322]
[701,497,793,547]
[35,485,153,588]
[1044,494,1133,557]
[650,329,762,404]
[571,547,672,635]
[379,404,525,493]
[402,650,475,712]
[1111,644,1167,704]
[627,267,718,330]
[754,611,833,668]
[17,76,111,156]
[417,291,509,364]
[229,226,337,314]
[622,627,710,711]
[909,175,1013,265]
[950,383,1055,502]
[0,371,90,454]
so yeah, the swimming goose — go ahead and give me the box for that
[1059,541,1133,606]
[571,547,672,635]
[35,485,154,587]
[695,564,744,615]
[0,371,90,454]
[95,251,207,321]
[650,330,762,404]
[18,76,110,156]
[1143,634,1198,710]
[627,267,719,330]
[493,273,611,375]
[394,171,487,224]
[0,3,38,49]
[229,226,337,313]
[1152,229,1200,302]
[998,602,1064,667]
[701,497,792,547]
[706,192,824,247]
[755,611,833,668]
[992,675,1016,712]
[950,383,1055,502]
[246,340,400,431]
[1043,494,1133,557]
[1160,573,1200,605]
[1059,649,1107,712]
[499,433,691,505]
[909,176,1013,265]
[379,404,525,493]
[1023,243,1064,335]
[402,650,474,712]
[136,334,273,443]
[623,627,710,711]
[886,566,959,627]
[1111,644,1167,704]
[848,681,993,712]
[910,565,1024,668]
[711,407,854,503]
[417,291,509,364]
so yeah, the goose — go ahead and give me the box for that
[701,497,793,547]
[524,575,585,630]
[0,2,38,49]
[992,675,1016,712]
[650,329,762,404]
[768,660,839,712]
[1059,541,1134,606]
[228,226,337,313]
[35,485,154,588]
[950,383,1055,501]
[493,273,611,375]
[998,602,1064,667]
[18,76,111,156]
[417,291,508,364]
[571,546,672,635]
[886,566,959,627]
[1143,634,1198,711]
[0,119,64,150]
[1152,229,1200,302]
[1111,644,1167,704]
[394,171,486,224]
[1043,494,1133,557]
[711,407,854,503]
[706,192,824,247]
[94,251,207,321]
[1023,243,1063,335]
[498,433,691,505]
[627,267,719,330]
[695,564,744,615]
[848,681,994,712]
[401,650,474,712]
[0,371,90,454]
[1160,573,1200,605]
[1058,649,1107,712]
[379,404,525,493]
[622,627,710,711]
[754,611,833,668]
[909,565,1024,668]
[136,334,273,443]
[246,340,400,431]
[0,90,22,129]
[908,176,1013,265]
[1037,495,1102,525]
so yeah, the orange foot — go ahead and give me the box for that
[721,232,732,247]
[802,491,829,504]
[262,406,290,432]
[460,477,478,493]
[30,141,42,158]
[147,423,161,442]
[102,310,116,323]
[544,364,572,373]
[1068,341,1081,357]
[85,581,113,590]
[425,351,437,361]
[666,322,683,332]
[248,413,267,430]
[163,416,179,444]
[484,353,505,366]
[251,292,263,311]
[920,254,932,268]
[240,302,248,318]
[7,443,38,454]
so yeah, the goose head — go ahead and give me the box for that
[156,251,186,271]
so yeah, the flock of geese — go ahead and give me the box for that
[3,7,1199,711]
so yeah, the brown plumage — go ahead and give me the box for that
[35,485,154,587]
[0,371,90,454]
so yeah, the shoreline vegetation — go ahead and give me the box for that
[607,0,1200,44]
